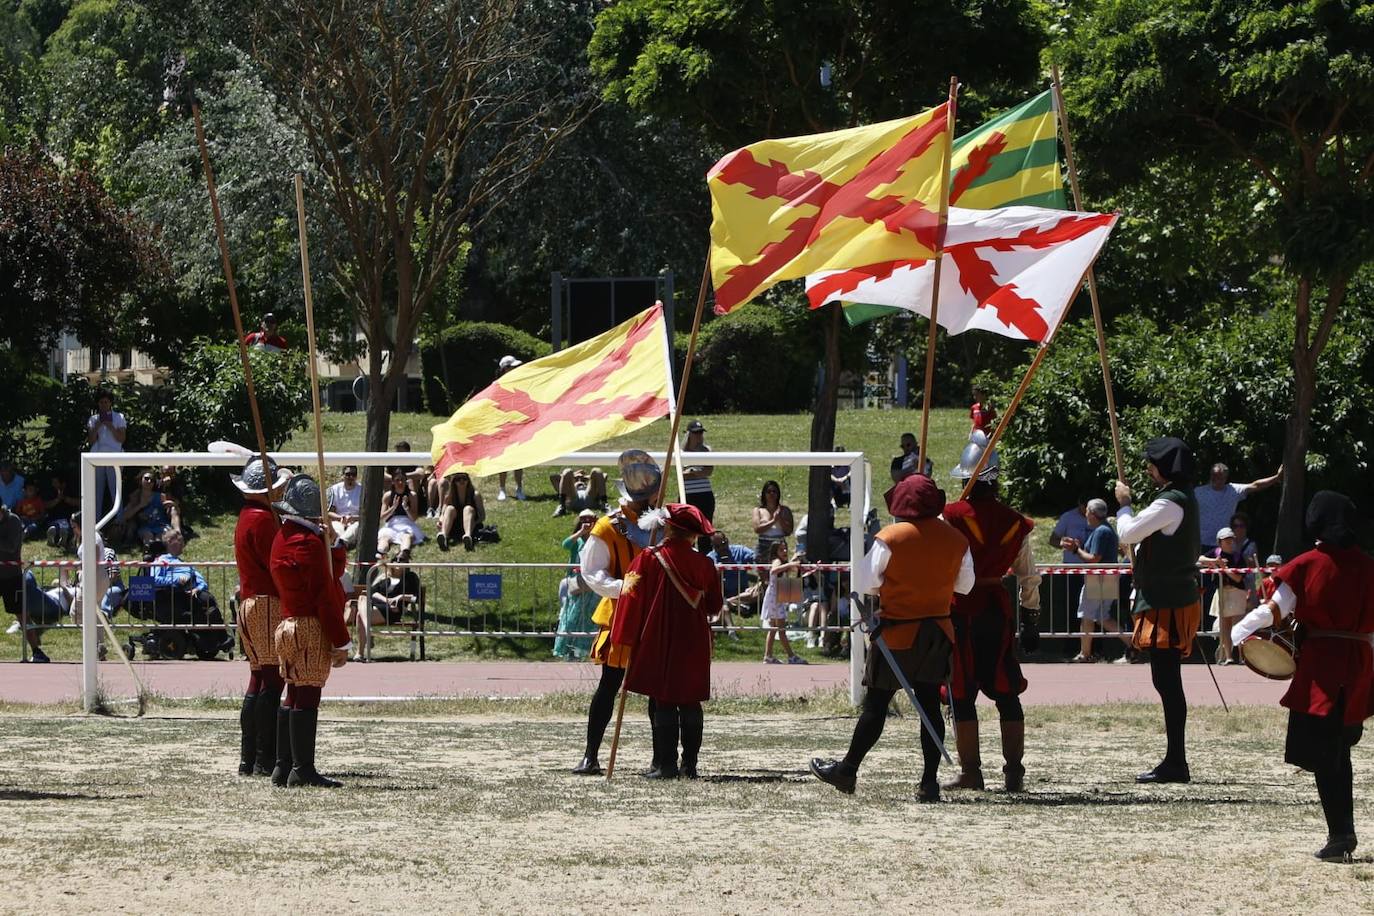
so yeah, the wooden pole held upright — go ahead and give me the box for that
[1051,65,1126,483]
[293,174,336,587]
[606,253,713,780]
[193,104,276,498]
[917,76,960,473]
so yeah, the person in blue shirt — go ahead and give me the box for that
[1069,499,1128,662]
[708,530,755,640]
[149,529,209,594]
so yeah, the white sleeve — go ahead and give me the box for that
[1012,537,1041,609]
[1115,498,1185,545]
[579,533,621,599]
[856,539,891,595]
[954,547,975,595]
[1230,582,1297,644]
[1272,581,1296,619]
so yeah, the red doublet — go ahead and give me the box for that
[944,495,1033,617]
[1276,545,1374,725]
[611,538,723,704]
[270,521,350,649]
[234,504,280,598]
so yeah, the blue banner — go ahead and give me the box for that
[468,574,502,601]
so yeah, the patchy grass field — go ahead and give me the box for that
[1,700,1370,913]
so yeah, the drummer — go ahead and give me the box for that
[1232,491,1374,862]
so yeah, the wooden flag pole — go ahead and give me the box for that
[193,104,276,495]
[1051,64,1126,483]
[606,253,712,781]
[293,174,336,587]
[917,76,959,473]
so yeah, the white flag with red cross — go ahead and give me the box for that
[805,206,1118,343]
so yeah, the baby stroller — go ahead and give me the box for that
[119,544,235,661]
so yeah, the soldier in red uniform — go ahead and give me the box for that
[1232,491,1374,862]
[269,474,351,788]
[230,457,292,777]
[810,474,973,800]
[611,504,723,779]
[942,431,1042,792]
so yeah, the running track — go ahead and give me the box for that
[0,659,1286,706]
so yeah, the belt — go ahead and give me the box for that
[1306,628,1374,645]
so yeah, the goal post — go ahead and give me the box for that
[79,449,869,712]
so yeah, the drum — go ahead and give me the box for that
[1240,617,1298,680]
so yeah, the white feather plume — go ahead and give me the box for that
[638,508,668,532]
[208,440,253,458]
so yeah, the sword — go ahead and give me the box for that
[850,592,953,764]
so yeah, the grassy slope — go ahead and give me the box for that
[8,407,1063,662]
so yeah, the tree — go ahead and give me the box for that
[245,0,591,561]
[589,0,1048,560]
[1058,0,1374,556]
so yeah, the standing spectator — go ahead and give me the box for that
[326,466,363,548]
[552,467,607,518]
[435,471,484,552]
[377,469,424,557]
[1229,512,1262,607]
[15,482,46,540]
[244,312,288,351]
[85,390,127,519]
[494,355,526,501]
[752,480,794,561]
[760,542,808,665]
[890,432,919,483]
[969,386,997,433]
[1201,527,1249,665]
[1195,462,1282,612]
[0,461,23,510]
[1049,495,1092,628]
[681,420,715,550]
[831,446,852,508]
[554,509,598,660]
[1070,499,1128,662]
[44,476,80,550]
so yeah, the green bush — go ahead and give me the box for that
[161,341,311,454]
[986,307,1374,531]
[420,322,552,415]
[34,376,171,484]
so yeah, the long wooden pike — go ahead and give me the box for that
[293,174,336,587]
[192,104,276,493]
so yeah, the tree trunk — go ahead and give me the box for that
[1274,277,1317,560]
[355,354,396,572]
[806,305,842,564]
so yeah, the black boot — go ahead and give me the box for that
[1315,834,1358,863]
[679,704,703,779]
[253,687,282,776]
[270,707,294,787]
[238,693,257,776]
[1135,760,1190,784]
[643,704,680,779]
[287,709,342,787]
[809,758,857,794]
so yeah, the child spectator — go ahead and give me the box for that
[760,541,807,665]
[15,481,47,540]
[553,509,598,660]
[44,476,80,549]
[1200,526,1248,665]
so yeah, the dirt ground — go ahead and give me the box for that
[1,699,1371,914]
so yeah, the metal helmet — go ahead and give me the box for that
[272,473,325,518]
[616,448,663,501]
[951,430,999,481]
[231,456,292,495]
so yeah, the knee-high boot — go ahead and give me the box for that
[238,693,258,776]
[1001,720,1025,791]
[270,706,294,787]
[941,721,984,790]
[679,704,704,778]
[253,686,282,776]
[287,708,342,788]
[644,703,680,779]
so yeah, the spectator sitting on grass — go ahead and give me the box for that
[707,530,754,640]
[119,469,174,546]
[552,467,606,518]
[436,471,484,553]
[377,469,424,558]
[15,481,46,540]
[44,476,80,550]
[327,466,363,548]
[0,461,23,510]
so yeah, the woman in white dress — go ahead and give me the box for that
[377,469,425,558]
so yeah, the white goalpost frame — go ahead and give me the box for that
[79,449,868,712]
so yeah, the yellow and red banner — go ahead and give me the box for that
[707,102,949,314]
[430,304,672,479]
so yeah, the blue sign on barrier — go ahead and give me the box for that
[468,574,502,601]
[128,576,156,602]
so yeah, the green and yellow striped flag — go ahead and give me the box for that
[843,89,1064,326]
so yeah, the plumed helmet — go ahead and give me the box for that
[951,430,999,481]
[230,456,292,495]
[616,448,662,501]
[272,473,324,518]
